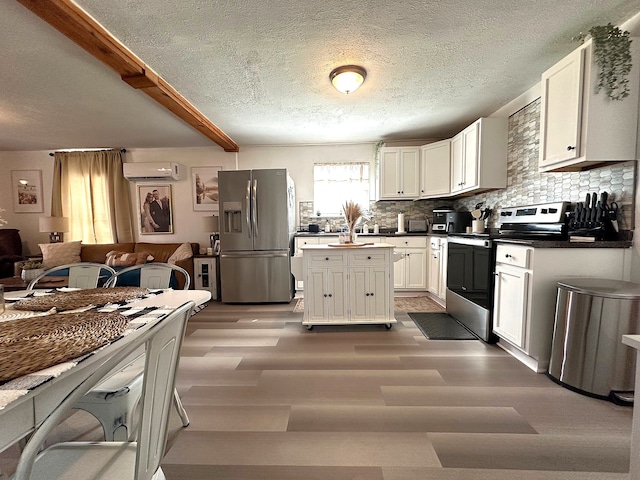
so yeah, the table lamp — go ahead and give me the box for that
[39,216,69,243]
[201,215,219,252]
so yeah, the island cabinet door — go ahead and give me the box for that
[349,266,389,322]
[306,267,348,322]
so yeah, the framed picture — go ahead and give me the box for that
[11,170,44,213]
[191,166,222,211]
[137,184,173,234]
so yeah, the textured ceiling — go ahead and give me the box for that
[3,0,640,151]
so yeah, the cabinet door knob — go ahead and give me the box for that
[567,145,576,151]
[324,294,327,297]
[370,292,374,296]
[367,256,372,260]
[325,257,329,261]
[366,293,370,296]
[505,254,512,258]
[328,293,332,297]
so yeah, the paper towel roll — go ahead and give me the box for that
[397,213,405,233]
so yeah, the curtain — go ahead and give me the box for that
[52,150,134,244]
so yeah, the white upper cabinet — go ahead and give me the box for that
[419,139,451,198]
[539,38,640,172]
[450,118,507,195]
[378,147,420,200]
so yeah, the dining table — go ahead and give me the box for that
[0,287,211,456]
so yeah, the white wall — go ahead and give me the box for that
[0,143,377,255]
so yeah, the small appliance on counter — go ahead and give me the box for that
[408,219,428,232]
[432,207,454,232]
[445,211,472,233]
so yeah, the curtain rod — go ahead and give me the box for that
[49,148,127,157]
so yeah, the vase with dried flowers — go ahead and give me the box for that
[342,200,363,244]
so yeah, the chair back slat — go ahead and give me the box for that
[135,304,191,478]
[106,263,191,290]
[27,263,116,290]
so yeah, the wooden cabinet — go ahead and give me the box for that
[305,266,348,323]
[492,242,632,372]
[302,244,395,328]
[293,235,339,290]
[493,245,531,349]
[450,118,507,195]
[419,140,450,198]
[385,236,427,290]
[378,147,420,200]
[427,236,447,300]
[193,256,219,300]
[539,38,640,172]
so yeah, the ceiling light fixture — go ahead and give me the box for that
[329,65,367,94]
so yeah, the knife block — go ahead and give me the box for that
[568,217,617,240]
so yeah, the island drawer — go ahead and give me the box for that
[349,251,388,265]
[306,252,345,266]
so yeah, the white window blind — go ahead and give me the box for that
[313,163,370,217]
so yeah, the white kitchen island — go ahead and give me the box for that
[301,242,396,329]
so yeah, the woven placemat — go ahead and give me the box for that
[0,311,130,382]
[12,287,149,312]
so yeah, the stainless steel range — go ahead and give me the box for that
[446,202,570,343]
[498,201,569,239]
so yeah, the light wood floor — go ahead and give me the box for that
[1,299,634,479]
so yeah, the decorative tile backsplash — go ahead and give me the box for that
[301,98,635,231]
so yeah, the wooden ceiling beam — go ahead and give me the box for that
[16,0,239,152]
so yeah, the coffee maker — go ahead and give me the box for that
[445,211,472,233]
[432,208,454,232]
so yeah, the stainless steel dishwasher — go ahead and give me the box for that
[548,278,640,404]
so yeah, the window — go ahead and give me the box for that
[313,163,370,217]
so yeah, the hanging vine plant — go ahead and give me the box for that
[575,23,632,101]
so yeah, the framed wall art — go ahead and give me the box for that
[11,170,44,213]
[137,184,173,234]
[192,166,222,211]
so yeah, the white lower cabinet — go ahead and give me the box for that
[385,236,427,291]
[492,243,632,372]
[301,244,395,328]
[193,256,218,300]
[427,236,447,301]
[493,263,529,348]
[305,267,348,323]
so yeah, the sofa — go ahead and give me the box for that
[79,242,199,290]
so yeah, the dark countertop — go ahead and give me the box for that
[295,231,430,237]
[296,231,633,247]
[494,238,633,248]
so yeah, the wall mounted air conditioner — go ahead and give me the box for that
[123,162,184,181]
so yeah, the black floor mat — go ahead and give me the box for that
[409,312,477,340]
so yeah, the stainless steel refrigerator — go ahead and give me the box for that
[219,169,295,303]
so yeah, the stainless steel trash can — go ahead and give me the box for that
[548,278,640,403]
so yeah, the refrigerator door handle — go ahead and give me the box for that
[252,179,258,238]
[245,180,252,239]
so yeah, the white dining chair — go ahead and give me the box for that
[27,263,116,290]
[74,263,192,441]
[104,262,190,289]
[12,300,195,480]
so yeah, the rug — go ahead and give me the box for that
[293,295,444,313]
[408,312,477,340]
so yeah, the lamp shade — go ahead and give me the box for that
[330,65,367,94]
[202,215,219,232]
[39,216,69,233]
